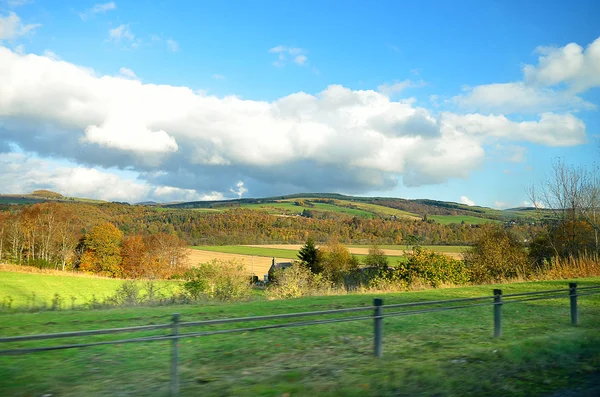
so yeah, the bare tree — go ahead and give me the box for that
[528,158,598,257]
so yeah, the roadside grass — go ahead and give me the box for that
[429,215,500,225]
[0,271,182,310]
[0,278,599,396]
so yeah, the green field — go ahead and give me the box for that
[1,277,599,396]
[429,215,499,225]
[349,244,469,253]
[0,271,181,310]
[191,245,407,264]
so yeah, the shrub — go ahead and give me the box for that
[364,245,388,270]
[464,224,532,283]
[266,263,332,299]
[397,247,470,287]
[183,259,252,302]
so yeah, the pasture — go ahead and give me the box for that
[1,277,599,396]
[0,267,181,310]
[428,215,499,225]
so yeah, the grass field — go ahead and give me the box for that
[1,278,599,396]
[429,215,499,225]
[0,269,182,310]
[191,245,408,264]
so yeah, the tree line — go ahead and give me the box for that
[0,203,188,278]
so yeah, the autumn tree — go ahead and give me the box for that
[319,240,358,283]
[364,244,388,270]
[463,224,531,283]
[79,222,124,277]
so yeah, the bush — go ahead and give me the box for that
[464,224,532,283]
[266,263,332,299]
[397,247,470,287]
[183,259,252,302]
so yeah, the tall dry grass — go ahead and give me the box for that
[535,253,600,280]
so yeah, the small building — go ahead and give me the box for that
[267,257,294,282]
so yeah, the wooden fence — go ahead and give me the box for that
[1,282,599,396]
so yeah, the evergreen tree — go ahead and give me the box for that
[297,237,321,273]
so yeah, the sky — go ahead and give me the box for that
[0,0,599,208]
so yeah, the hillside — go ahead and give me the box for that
[162,193,543,224]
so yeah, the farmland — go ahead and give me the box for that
[428,215,500,225]
[189,244,469,269]
[1,277,599,396]
[0,267,182,310]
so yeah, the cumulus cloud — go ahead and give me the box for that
[452,36,600,114]
[524,36,600,92]
[0,152,223,203]
[0,12,40,40]
[442,112,586,147]
[452,82,595,114]
[460,196,475,206]
[79,2,116,21]
[230,181,247,198]
[269,45,308,67]
[0,46,591,201]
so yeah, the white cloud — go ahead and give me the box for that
[524,36,600,93]
[5,0,32,7]
[166,38,179,52]
[460,196,475,206]
[294,54,307,65]
[269,45,308,67]
[0,46,591,201]
[79,2,116,20]
[212,74,225,80]
[442,112,586,147]
[494,201,510,209]
[452,82,595,114]
[118,66,137,79]
[378,80,426,97]
[109,24,134,42]
[0,12,40,40]
[230,181,247,198]
[452,36,600,114]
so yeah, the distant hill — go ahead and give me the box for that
[162,193,544,224]
[31,190,64,199]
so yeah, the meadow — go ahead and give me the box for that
[0,267,183,310]
[1,277,599,396]
[428,215,500,225]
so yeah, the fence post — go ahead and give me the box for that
[374,298,383,358]
[170,313,180,396]
[569,283,579,326]
[493,289,502,338]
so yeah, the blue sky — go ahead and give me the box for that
[0,0,599,207]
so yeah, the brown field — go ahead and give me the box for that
[187,249,273,276]
[245,244,463,259]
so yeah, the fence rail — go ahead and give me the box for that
[1,282,599,396]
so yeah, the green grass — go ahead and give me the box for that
[429,215,499,225]
[0,271,181,309]
[348,244,469,253]
[191,245,406,264]
[1,278,599,396]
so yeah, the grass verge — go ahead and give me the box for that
[1,278,599,396]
